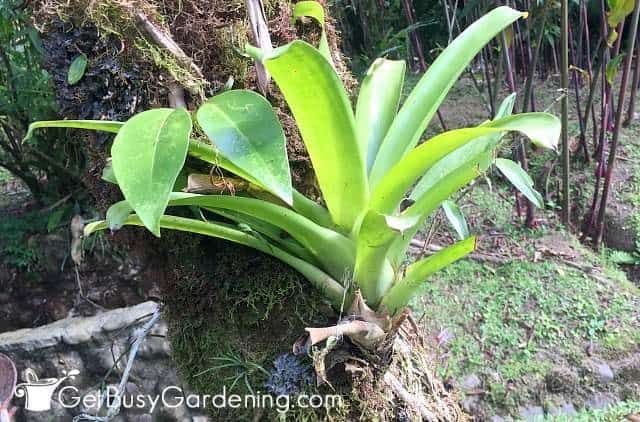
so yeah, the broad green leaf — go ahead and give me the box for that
[607,0,635,27]
[197,90,293,205]
[442,200,469,240]
[67,54,88,85]
[382,236,476,315]
[292,1,332,63]
[606,54,625,85]
[496,92,517,117]
[495,158,544,208]
[369,6,525,187]
[85,214,345,306]
[187,139,335,230]
[371,112,560,215]
[356,58,406,173]
[388,151,490,267]
[106,200,133,231]
[166,193,356,280]
[257,40,368,229]
[112,108,192,236]
[25,120,123,141]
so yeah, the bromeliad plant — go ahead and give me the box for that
[28,5,559,348]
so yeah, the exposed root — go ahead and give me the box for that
[300,292,468,421]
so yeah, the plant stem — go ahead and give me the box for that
[625,32,640,126]
[560,0,570,225]
[594,1,640,247]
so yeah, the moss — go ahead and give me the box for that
[34,0,207,92]
[210,22,250,85]
[413,247,640,417]
[162,236,340,419]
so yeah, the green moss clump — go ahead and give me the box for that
[163,236,339,419]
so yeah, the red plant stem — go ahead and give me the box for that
[595,1,640,247]
[560,0,570,224]
[569,24,589,162]
[625,32,640,126]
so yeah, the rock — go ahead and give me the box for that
[547,402,577,417]
[462,396,481,414]
[585,358,615,383]
[0,301,159,353]
[1,301,203,421]
[585,392,618,410]
[594,362,615,383]
[461,373,482,392]
[519,406,544,421]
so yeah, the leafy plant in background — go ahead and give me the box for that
[29,5,559,348]
[0,0,85,201]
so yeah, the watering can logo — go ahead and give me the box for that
[14,368,79,412]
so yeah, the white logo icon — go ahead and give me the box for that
[14,368,79,412]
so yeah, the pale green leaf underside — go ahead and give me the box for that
[85,214,345,306]
[495,158,544,208]
[442,200,470,240]
[25,120,123,141]
[67,54,88,85]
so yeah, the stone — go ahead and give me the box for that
[547,402,577,417]
[0,301,159,353]
[462,397,480,414]
[585,392,618,410]
[461,373,482,392]
[519,406,544,421]
[594,362,614,383]
[0,301,204,421]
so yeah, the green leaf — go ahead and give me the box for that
[442,200,469,240]
[369,6,525,187]
[353,209,398,305]
[387,151,489,267]
[47,206,68,232]
[370,112,560,215]
[494,158,544,208]
[607,0,635,28]
[382,236,476,315]
[291,1,332,63]
[197,90,293,205]
[606,54,625,85]
[102,160,117,184]
[205,208,319,265]
[106,200,134,231]
[25,120,123,141]
[259,40,368,229]
[85,214,346,307]
[67,54,88,85]
[112,108,192,236]
[186,139,335,230]
[167,193,356,280]
[356,58,406,173]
